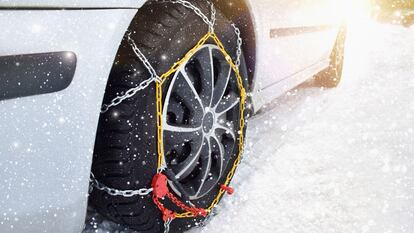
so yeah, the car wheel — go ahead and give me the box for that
[90,1,248,232]
[314,26,347,88]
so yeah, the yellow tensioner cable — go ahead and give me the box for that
[155,32,247,219]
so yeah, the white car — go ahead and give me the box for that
[0,0,346,232]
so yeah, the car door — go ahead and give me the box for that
[246,0,340,105]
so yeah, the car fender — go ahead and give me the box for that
[0,9,137,233]
[0,0,147,8]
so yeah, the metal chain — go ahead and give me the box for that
[209,1,216,32]
[94,1,244,228]
[89,173,153,197]
[157,163,167,174]
[232,23,243,68]
[164,218,173,233]
[127,32,162,82]
[101,77,156,113]
[96,1,227,199]
[163,0,215,32]
[101,1,216,114]
[100,34,161,114]
[196,206,217,228]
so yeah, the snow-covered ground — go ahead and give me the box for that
[84,21,414,233]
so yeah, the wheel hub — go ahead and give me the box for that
[202,111,215,134]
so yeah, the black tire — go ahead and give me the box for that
[90,1,248,233]
[314,26,347,88]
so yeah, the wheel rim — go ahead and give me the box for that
[333,30,345,79]
[162,44,241,200]
[333,43,342,78]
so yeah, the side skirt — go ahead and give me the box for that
[251,58,330,111]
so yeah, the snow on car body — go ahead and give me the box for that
[0,0,343,232]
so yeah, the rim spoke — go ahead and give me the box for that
[194,137,212,197]
[186,46,214,108]
[215,124,236,142]
[212,62,232,107]
[207,47,215,107]
[200,47,214,107]
[179,69,204,110]
[215,92,240,115]
[171,136,205,181]
[210,135,225,176]
[163,124,202,133]
[163,70,204,129]
[164,100,187,126]
[164,129,203,152]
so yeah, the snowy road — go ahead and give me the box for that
[193,21,414,233]
[85,21,414,233]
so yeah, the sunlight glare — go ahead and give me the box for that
[329,0,372,23]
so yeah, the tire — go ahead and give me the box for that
[314,26,347,88]
[90,1,249,233]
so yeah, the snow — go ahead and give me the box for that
[84,21,414,233]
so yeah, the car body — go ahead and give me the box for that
[0,0,343,232]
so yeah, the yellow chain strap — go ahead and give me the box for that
[155,32,247,218]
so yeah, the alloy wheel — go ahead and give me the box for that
[162,44,241,200]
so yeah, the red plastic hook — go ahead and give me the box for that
[152,173,169,199]
[220,184,234,195]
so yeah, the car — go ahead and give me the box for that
[0,0,346,232]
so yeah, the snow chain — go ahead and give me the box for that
[90,1,245,231]
[89,173,153,197]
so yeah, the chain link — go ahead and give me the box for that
[89,173,153,197]
[209,1,216,32]
[100,34,161,114]
[101,77,155,113]
[165,0,215,32]
[196,206,217,228]
[127,33,162,82]
[232,23,243,68]
[164,218,173,233]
